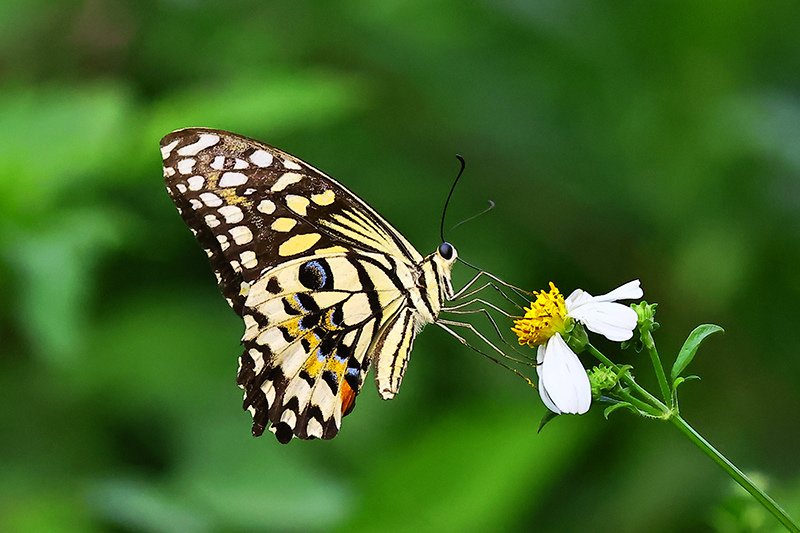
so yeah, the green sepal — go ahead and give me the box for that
[564,321,588,354]
[537,411,559,433]
[670,324,724,381]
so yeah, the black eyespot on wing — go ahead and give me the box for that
[438,242,454,260]
[298,259,333,290]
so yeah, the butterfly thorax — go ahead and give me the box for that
[408,251,456,326]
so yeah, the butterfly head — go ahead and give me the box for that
[427,241,457,303]
[437,241,457,263]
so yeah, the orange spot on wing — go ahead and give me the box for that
[340,380,356,417]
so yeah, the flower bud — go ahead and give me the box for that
[631,301,659,334]
[588,365,618,399]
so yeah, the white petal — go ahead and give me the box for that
[569,301,638,342]
[538,334,591,414]
[537,345,561,414]
[592,279,642,303]
[565,288,592,311]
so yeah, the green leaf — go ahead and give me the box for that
[671,324,724,382]
[537,410,559,433]
[603,402,637,419]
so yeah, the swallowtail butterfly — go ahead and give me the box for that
[161,128,511,443]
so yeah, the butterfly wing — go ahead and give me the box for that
[161,128,423,316]
[161,128,425,441]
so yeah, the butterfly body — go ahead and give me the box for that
[161,128,458,443]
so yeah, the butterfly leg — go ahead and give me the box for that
[436,321,536,388]
[450,271,530,306]
[438,317,538,369]
[440,305,536,366]
[443,297,516,318]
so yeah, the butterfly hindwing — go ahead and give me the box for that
[161,128,432,442]
[237,252,406,441]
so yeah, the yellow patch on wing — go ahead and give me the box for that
[271,217,297,232]
[315,245,348,255]
[286,195,310,216]
[279,233,322,256]
[311,189,335,206]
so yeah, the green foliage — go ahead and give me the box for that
[2,1,799,531]
[671,324,725,382]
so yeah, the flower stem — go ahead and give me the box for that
[671,415,799,532]
[586,343,668,412]
[584,346,796,528]
[615,387,661,417]
[641,329,671,406]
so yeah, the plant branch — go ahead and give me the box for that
[671,415,799,532]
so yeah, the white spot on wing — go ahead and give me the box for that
[175,183,187,193]
[250,149,273,168]
[234,158,249,169]
[205,214,221,228]
[187,175,204,191]
[177,133,220,156]
[200,192,223,207]
[230,225,254,245]
[219,172,248,188]
[211,156,225,170]
[164,166,176,177]
[257,200,276,214]
[177,158,196,174]
[161,139,179,159]
[306,418,323,439]
[240,250,257,269]
[280,409,297,429]
[249,347,264,374]
[218,205,244,224]
[282,159,302,170]
[189,199,203,210]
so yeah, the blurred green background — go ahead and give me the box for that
[2,1,799,531]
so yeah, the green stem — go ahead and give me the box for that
[641,329,671,406]
[586,343,668,413]
[615,387,661,417]
[671,415,799,532]
[584,344,796,528]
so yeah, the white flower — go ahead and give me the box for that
[516,280,643,415]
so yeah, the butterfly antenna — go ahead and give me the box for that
[440,155,466,242]
[451,200,495,231]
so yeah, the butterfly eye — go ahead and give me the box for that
[438,242,454,260]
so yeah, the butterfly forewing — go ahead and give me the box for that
[162,128,421,309]
[161,128,434,442]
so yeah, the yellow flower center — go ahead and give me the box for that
[512,282,568,347]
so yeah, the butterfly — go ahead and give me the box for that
[161,128,520,443]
